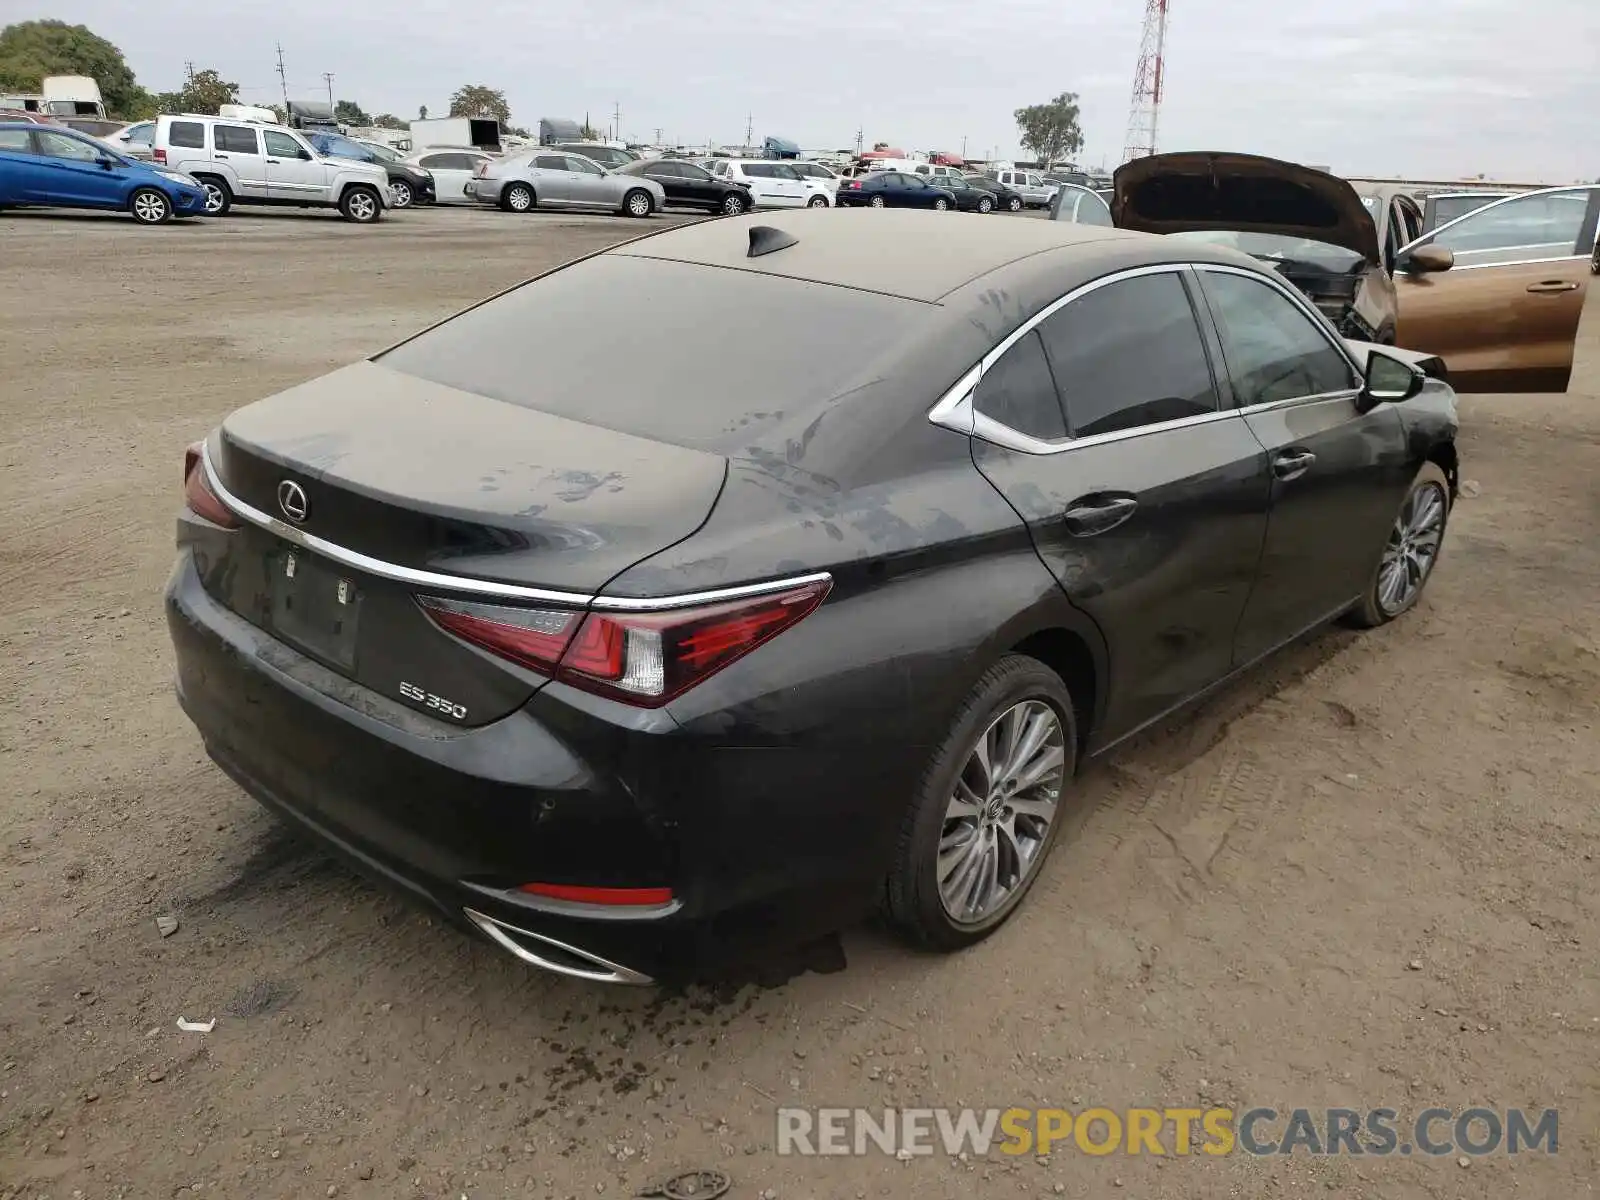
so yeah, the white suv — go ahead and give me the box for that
[152,115,393,222]
[989,169,1057,209]
[709,160,832,208]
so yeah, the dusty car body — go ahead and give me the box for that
[1113,152,1429,344]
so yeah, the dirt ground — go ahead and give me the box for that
[2,205,1596,1200]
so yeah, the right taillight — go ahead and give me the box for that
[183,442,238,528]
[153,147,167,164]
[419,579,830,707]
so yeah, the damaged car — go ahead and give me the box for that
[1111,151,1452,345]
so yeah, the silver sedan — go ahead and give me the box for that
[465,150,666,218]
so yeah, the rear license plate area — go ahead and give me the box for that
[269,550,362,670]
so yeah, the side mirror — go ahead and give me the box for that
[1358,349,1427,412]
[1399,244,1454,274]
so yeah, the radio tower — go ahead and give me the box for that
[1122,0,1170,163]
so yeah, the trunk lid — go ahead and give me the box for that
[204,361,727,724]
[1112,151,1381,265]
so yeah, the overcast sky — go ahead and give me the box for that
[51,0,1598,180]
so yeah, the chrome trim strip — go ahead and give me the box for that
[1398,184,1598,256]
[589,572,833,612]
[201,441,832,611]
[463,907,655,986]
[927,260,1364,456]
[1443,254,1587,273]
[1235,388,1363,418]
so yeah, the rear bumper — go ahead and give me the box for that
[462,179,502,205]
[164,552,891,983]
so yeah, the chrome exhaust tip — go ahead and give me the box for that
[463,907,654,986]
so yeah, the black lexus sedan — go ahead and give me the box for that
[168,211,1460,985]
[937,173,1005,214]
[615,157,752,216]
[962,173,1026,212]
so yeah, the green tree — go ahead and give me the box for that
[174,68,238,116]
[0,19,144,115]
[1013,92,1084,170]
[447,84,510,126]
[334,99,368,125]
[373,112,407,129]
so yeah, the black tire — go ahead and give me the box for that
[977,196,994,214]
[128,187,173,225]
[933,197,949,211]
[194,175,231,217]
[869,195,886,208]
[501,182,535,213]
[623,188,654,218]
[806,194,829,208]
[339,184,382,223]
[390,179,414,209]
[883,654,1078,951]
[1346,461,1452,628]
[1007,196,1022,212]
[720,192,747,216]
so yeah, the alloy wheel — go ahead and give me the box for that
[722,194,744,216]
[391,180,413,208]
[869,195,885,208]
[934,198,949,210]
[131,190,170,223]
[627,191,652,217]
[978,197,993,213]
[201,182,227,214]
[1377,482,1446,615]
[347,192,377,222]
[508,185,533,212]
[937,699,1065,925]
[1008,197,1022,212]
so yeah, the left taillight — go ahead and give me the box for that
[183,442,238,528]
[419,578,831,707]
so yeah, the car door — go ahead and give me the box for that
[562,153,614,206]
[262,128,328,201]
[961,265,1274,742]
[1421,191,1510,233]
[640,159,687,205]
[211,123,269,198]
[740,163,782,207]
[525,155,569,203]
[1394,186,1598,392]
[26,129,127,207]
[0,126,47,203]
[1192,264,1413,665]
[676,161,725,208]
[419,153,475,202]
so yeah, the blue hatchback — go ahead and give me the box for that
[0,122,208,223]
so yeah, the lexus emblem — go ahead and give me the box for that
[277,480,309,524]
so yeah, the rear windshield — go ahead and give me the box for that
[376,255,927,452]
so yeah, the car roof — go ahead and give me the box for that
[610,208,1153,303]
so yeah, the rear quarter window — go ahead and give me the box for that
[168,121,204,149]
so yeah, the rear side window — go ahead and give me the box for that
[378,255,929,453]
[972,331,1067,441]
[214,125,259,154]
[1199,270,1359,406]
[126,123,154,144]
[744,163,773,178]
[421,153,471,170]
[1036,272,1219,437]
[535,155,567,170]
[0,129,31,151]
[168,121,204,149]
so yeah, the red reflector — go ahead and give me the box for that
[518,882,674,907]
[846,180,861,188]
[183,442,239,528]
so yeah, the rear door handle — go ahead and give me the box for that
[1062,494,1139,536]
[1526,281,1580,294]
[213,153,229,159]
[1272,449,1317,481]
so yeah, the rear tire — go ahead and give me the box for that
[1007,195,1022,212]
[1346,461,1451,628]
[502,182,535,213]
[194,175,231,216]
[869,195,886,208]
[933,197,949,211]
[806,194,829,208]
[129,187,173,224]
[883,655,1077,951]
[339,184,382,223]
[623,188,654,218]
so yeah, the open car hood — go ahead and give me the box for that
[1112,152,1380,265]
